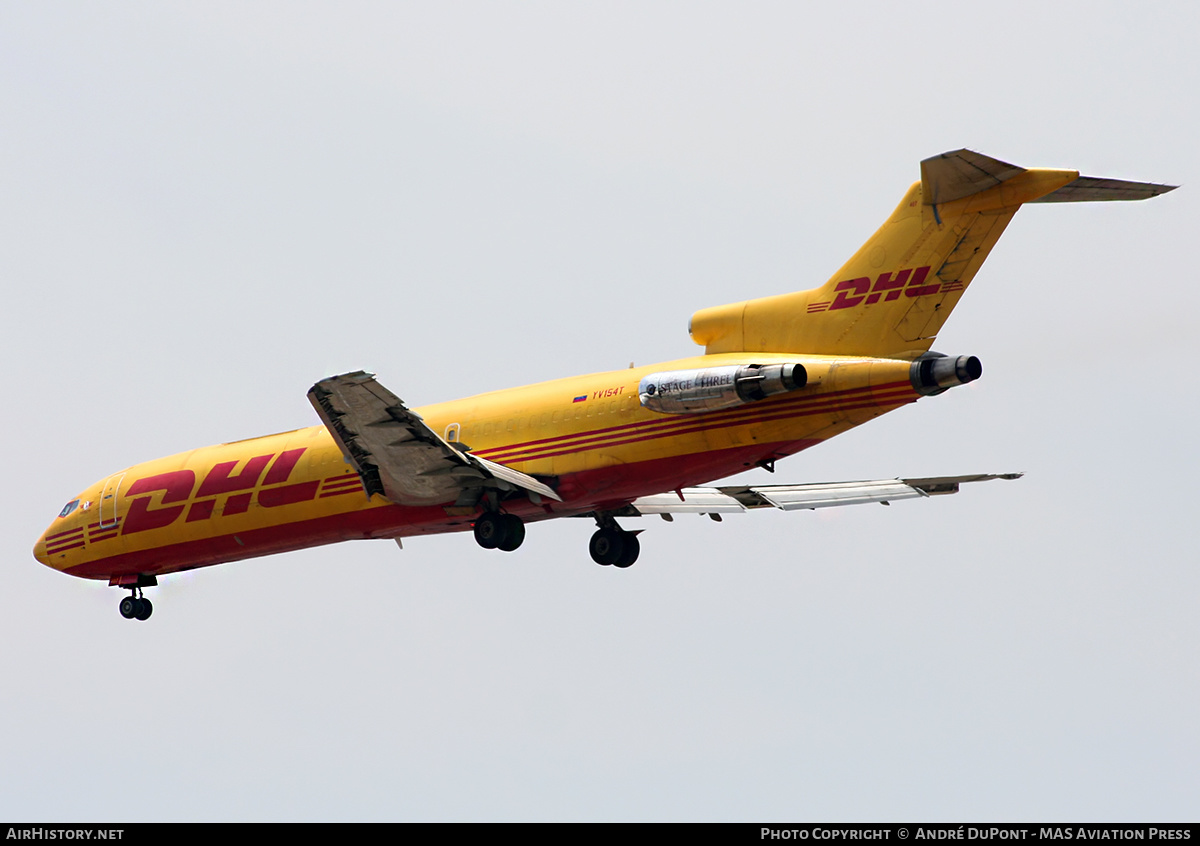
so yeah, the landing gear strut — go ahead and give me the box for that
[473,512,525,552]
[589,516,640,568]
[113,574,157,621]
[118,588,153,621]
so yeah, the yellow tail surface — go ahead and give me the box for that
[688,150,1174,359]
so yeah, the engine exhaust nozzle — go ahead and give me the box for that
[910,354,982,396]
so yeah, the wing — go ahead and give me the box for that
[307,371,560,507]
[624,473,1021,517]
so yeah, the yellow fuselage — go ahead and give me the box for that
[35,352,920,581]
[33,149,1175,607]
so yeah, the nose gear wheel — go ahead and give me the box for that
[118,588,153,621]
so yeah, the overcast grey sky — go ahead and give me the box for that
[3,1,1197,821]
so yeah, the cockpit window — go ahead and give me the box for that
[59,500,80,519]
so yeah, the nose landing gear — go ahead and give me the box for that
[112,574,157,621]
[118,588,153,621]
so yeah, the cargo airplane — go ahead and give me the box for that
[34,150,1174,620]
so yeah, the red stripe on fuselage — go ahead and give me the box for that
[485,387,916,464]
[475,380,910,456]
[507,399,913,465]
[45,527,85,541]
[61,440,821,581]
[321,476,361,489]
[474,380,914,462]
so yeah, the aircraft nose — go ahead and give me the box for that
[35,509,87,570]
[33,532,51,567]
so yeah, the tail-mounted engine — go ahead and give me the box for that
[909,353,982,396]
[639,363,807,414]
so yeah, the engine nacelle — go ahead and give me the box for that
[909,353,982,396]
[639,363,807,414]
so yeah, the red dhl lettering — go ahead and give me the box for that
[122,470,196,534]
[196,454,273,497]
[121,449,313,535]
[824,266,944,311]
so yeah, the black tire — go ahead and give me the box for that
[135,598,153,621]
[613,533,640,568]
[497,515,525,552]
[119,596,138,619]
[474,513,503,549]
[589,529,625,566]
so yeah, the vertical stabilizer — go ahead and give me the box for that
[689,150,1175,358]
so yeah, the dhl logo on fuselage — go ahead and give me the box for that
[122,448,321,535]
[806,266,962,313]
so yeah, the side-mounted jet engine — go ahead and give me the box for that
[639,363,808,414]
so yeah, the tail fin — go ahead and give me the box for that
[689,150,1175,358]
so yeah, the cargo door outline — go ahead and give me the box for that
[99,473,125,529]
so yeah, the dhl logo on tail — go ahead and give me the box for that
[804,265,960,313]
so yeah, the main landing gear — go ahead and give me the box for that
[118,587,153,621]
[472,510,641,569]
[473,512,526,552]
[589,517,640,569]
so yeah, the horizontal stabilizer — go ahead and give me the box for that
[627,473,1022,515]
[922,149,1177,205]
[1030,175,1178,203]
[921,150,1027,205]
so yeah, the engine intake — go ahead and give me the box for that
[639,363,807,414]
